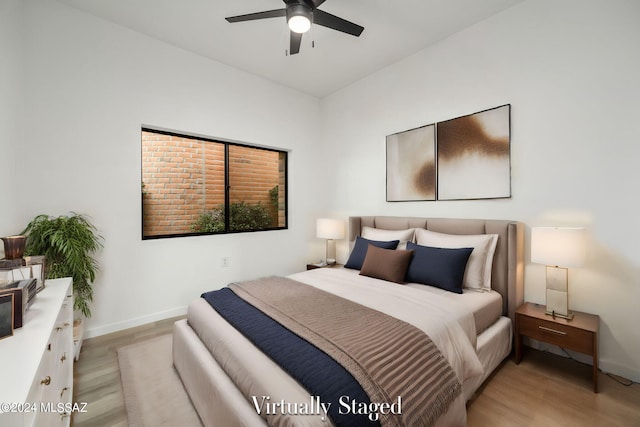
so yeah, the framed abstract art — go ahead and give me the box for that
[437,104,511,200]
[386,104,511,201]
[386,124,436,202]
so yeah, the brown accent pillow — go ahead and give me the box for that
[359,244,414,284]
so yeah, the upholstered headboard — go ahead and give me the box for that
[349,216,524,323]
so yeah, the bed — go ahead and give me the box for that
[173,216,524,426]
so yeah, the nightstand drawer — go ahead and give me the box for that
[518,315,594,355]
[515,303,599,392]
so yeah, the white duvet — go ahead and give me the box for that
[288,267,484,384]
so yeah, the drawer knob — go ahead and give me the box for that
[60,387,68,398]
[60,353,67,363]
[538,325,567,336]
[56,323,70,332]
[41,376,51,386]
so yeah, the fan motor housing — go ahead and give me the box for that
[286,4,313,24]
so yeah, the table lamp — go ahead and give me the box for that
[531,227,586,320]
[316,218,345,265]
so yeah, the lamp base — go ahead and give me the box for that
[545,266,573,320]
[325,239,336,266]
[544,309,574,320]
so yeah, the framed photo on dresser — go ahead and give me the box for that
[0,293,14,340]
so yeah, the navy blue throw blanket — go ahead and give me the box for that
[202,287,379,427]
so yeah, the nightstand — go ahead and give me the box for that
[306,263,343,271]
[515,302,599,392]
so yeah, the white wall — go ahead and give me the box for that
[0,0,24,241]
[12,0,324,336]
[6,0,638,383]
[321,0,640,382]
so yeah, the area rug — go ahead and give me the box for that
[117,334,203,427]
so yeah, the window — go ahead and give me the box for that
[141,128,287,239]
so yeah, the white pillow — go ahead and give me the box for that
[414,229,498,290]
[362,226,415,250]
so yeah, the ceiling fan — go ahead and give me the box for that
[225,0,364,55]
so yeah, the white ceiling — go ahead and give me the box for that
[56,0,524,98]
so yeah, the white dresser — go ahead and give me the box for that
[0,278,74,427]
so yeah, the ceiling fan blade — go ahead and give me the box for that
[313,9,364,37]
[225,9,285,23]
[290,31,303,55]
[310,0,327,8]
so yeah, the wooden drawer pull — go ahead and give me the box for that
[538,325,566,335]
[41,376,51,386]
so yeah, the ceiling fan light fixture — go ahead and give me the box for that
[287,4,312,33]
[288,15,311,33]
[225,0,364,55]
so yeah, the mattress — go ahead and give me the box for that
[183,268,509,426]
[289,268,502,340]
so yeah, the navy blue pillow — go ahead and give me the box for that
[344,236,400,270]
[405,242,473,294]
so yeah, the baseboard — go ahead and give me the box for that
[524,338,639,383]
[599,359,640,384]
[84,306,188,339]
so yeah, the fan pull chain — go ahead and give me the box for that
[311,24,315,49]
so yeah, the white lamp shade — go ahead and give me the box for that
[316,218,345,240]
[531,227,586,267]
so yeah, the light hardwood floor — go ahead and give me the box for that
[73,318,640,427]
[72,316,183,427]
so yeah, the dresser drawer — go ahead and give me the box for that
[518,314,595,355]
[27,288,74,427]
[0,278,73,427]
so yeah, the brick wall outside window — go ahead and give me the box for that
[142,130,285,237]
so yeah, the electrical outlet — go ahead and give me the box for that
[221,257,229,268]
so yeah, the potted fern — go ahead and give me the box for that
[22,213,103,358]
[22,213,103,316]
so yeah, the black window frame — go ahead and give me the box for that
[141,127,288,240]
